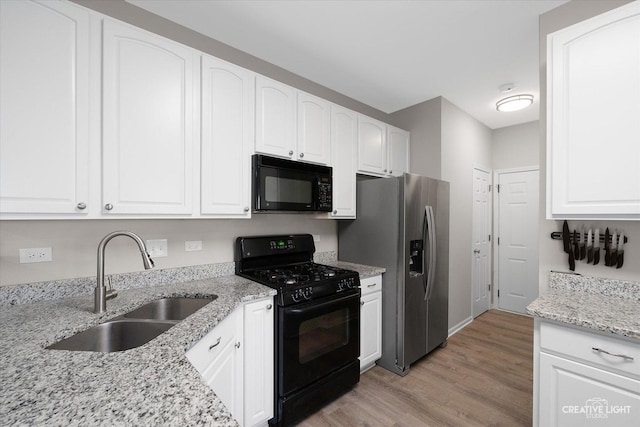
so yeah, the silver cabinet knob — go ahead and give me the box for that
[299,153,304,158]
[384,169,388,173]
[243,206,250,212]
[104,203,113,211]
[389,170,393,174]
[333,210,338,214]
[288,150,294,156]
[76,203,87,210]
[266,304,272,310]
[235,342,241,349]
[360,300,365,306]
[473,249,480,254]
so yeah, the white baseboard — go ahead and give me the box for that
[448,316,473,337]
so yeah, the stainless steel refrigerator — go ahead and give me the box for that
[338,173,449,376]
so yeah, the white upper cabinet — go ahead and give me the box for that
[358,115,410,177]
[255,76,297,160]
[330,105,358,218]
[102,19,196,215]
[387,125,410,177]
[547,1,640,219]
[297,92,331,165]
[200,55,253,217]
[358,115,387,175]
[0,0,91,216]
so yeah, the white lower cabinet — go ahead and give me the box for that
[359,275,382,372]
[534,319,640,427]
[186,296,274,427]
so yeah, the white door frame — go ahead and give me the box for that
[471,164,492,317]
[492,166,539,309]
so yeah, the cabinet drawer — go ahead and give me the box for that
[360,275,382,296]
[186,309,238,374]
[540,321,640,378]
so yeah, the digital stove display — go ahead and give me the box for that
[270,239,294,250]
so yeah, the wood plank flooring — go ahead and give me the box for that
[298,309,534,427]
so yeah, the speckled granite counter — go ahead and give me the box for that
[0,275,276,426]
[526,272,640,340]
[326,261,385,279]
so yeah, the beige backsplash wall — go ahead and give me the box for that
[0,216,337,286]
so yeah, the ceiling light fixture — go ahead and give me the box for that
[496,94,534,112]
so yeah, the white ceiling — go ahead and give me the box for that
[128,0,568,130]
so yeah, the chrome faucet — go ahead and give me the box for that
[95,231,154,314]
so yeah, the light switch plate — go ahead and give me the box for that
[146,239,168,257]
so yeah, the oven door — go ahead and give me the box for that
[278,290,360,396]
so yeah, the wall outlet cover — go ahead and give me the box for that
[19,247,53,263]
[185,240,203,252]
[146,239,168,257]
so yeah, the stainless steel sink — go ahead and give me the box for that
[46,319,175,352]
[123,296,217,321]
[46,296,217,352]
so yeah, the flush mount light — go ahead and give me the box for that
[496,94,534,112]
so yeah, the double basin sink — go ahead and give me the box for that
[47,296,217,353]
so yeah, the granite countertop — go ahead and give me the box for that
[0,275,276,426]
[0,259,382,425]
[327,261,385,279]
[526,272,640,341]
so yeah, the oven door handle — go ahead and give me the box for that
[284,290,360,315]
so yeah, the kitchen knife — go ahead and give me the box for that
[573,230,580,262]
[617,232,625,269]
[586,229,593,263]
[579,226,586,260]
[562,220,570,253]
[610,231,618,267]
[593,228,600,265]
[604,228,611,266]
[568,230,576,271]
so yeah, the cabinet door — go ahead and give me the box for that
[387,125,409,177]
[201,55,253,217]
[538,352,640,427]
[547,2,640,219]
[200,309,244,425]
[330,105,357,218]
[0,0,90,215]
[358,115,387,175]
[297,92,331,165]
[360,291,382,372]
[243,297,275,426]
[102,19,195,215]
[255,76,296,159]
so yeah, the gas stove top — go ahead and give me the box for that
[235,235,360,306]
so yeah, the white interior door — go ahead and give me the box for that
[472,167,491,318]
[496,168,539,314]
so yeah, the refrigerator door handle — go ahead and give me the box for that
[424,205,436,300]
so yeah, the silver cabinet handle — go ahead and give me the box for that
[209,337,221,350]
[592,347,634,361]
[368,283,377,288]
[76,202,87,210]
[288,150,294,156]
[104,203,113,211]
[299,153,304,158]
[235,342,241,349]
[266,304,272,310]
[243,206,250,212]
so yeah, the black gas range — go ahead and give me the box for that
[236,234,361,427]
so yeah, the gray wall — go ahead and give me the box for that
[390,97,442,179]
[492,121,540,170]
[538,0,638,293]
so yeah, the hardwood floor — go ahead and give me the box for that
[298,310,534,427]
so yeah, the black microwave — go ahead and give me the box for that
[252,154,332,212]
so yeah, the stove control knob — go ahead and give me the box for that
[303,287,312,300]
[291,290,302,303]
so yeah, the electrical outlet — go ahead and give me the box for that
[19,247,53,263]
[185,240,203,252]
[146,239,168,258]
